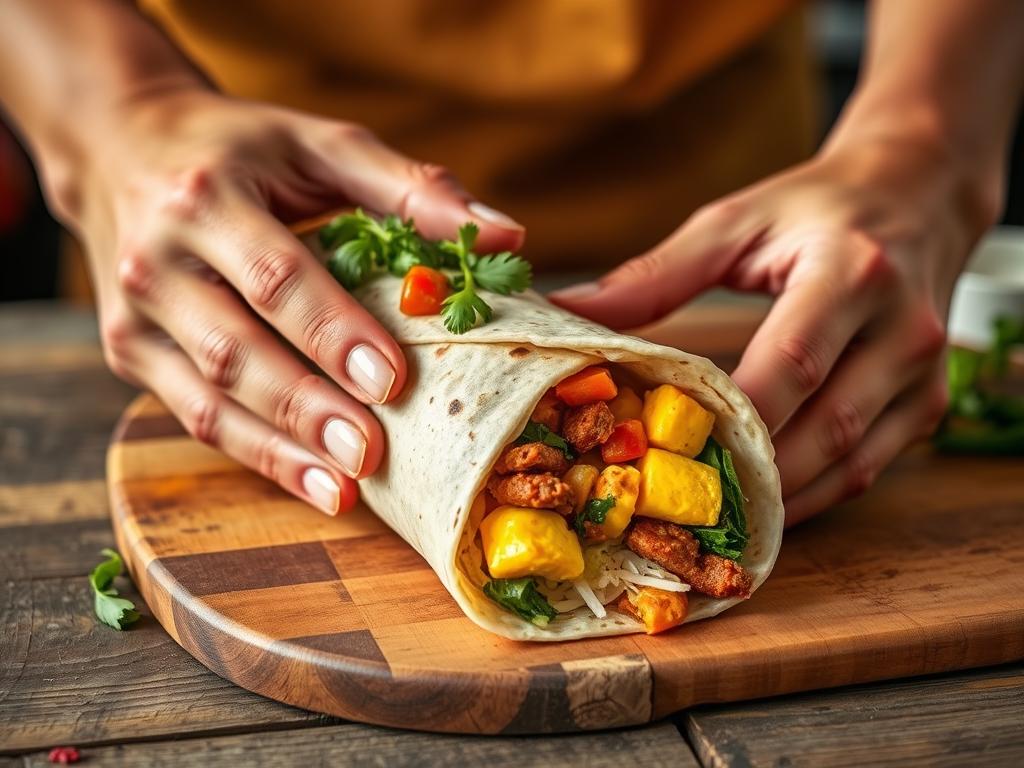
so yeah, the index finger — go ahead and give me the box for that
[194,195,407,405]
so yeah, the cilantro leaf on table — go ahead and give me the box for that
[515,420,575,460]
[90,548,140,630]
[689,438,749,561]
[483,578,557,626]
[573,495,615,538]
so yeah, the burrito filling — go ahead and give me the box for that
[473,366,752,634]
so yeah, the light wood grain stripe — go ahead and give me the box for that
[202,581,362,638]
[0,479,109,525]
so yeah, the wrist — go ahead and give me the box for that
[823,88,1005,238]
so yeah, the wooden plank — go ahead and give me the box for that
[0,518,116,580]
[12,721,695,767]
[0,576,334,754]
[0,479,110,526]
[684,663,1024,768]
[0,365,135,485]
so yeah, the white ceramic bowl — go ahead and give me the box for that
[948,226,1024,347]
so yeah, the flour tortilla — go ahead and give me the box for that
[325,274,783,641]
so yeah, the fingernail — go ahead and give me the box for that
[468,201,523,230]
[346,344,396,404]
[549,281,602,302]
[302,467,340,516]
[323,418,366,477]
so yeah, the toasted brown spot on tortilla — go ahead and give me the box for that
[448,399,463,415]
[469,431,476,441]
[435,345,451,357]
[509,346,531,358]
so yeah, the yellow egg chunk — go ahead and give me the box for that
[563,464,599,513]
[479,506,584,581]
[591,465,641,538]
[608,386,644,423]
[641,384,715,457]
[636,448,722,526]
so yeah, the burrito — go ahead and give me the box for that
[309,267,783,641]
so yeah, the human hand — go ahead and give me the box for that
[58,88,524,515]
[551,136,999,525]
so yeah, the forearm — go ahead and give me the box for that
[0,0,210,219]
[826,0,1024,226]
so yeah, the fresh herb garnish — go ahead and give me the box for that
[573,495,615,537]
[515,419,575,460]
[319,211,532,334]
[90,548,140,630]
[934,315,1024,454]
[483,578,557,626]
[689,438,749,561]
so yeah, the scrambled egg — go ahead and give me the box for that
[641,384,715,458]
[591,465,641,538]
[635,448,722,526]
[479,506,584,581]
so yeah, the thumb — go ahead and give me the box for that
[548,205,748,329]
[313,125,525,253]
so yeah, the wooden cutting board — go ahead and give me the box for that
[108,392,1024,735]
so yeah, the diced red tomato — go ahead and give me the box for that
[400,266,450,316]
[555,366,618,406]
[601,419,648,463]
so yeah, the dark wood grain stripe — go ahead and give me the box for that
[114,413,187,442]
[156,541,340,596]
[291,630,388,664]
[500,663,576,734]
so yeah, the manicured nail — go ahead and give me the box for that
[468,201,523,230]
[323,418,366,477]
[549,281,602,302]
[302,467,339,516]
[346,344,396,404]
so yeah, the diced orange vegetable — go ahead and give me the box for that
[633,587,688,634]
[555,366,618,406]
[601,419,648,463]
[400,266,450,316]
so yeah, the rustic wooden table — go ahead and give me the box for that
[2,302,1022,767]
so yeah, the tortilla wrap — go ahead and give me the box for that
[307,268,781,641]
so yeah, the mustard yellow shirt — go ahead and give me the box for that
[141,0,818,269]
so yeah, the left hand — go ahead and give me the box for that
[550,135,999,525]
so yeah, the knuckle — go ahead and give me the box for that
[197,328,247,389]
[331,121,377,145]
[907,306,948,362]
[116,246,157,300]
[243,247,303,312]
[775,335,829,395]
[847,233,896,291]
[254,432,283,483]
[820,399,864,459]
[843,451,877,499]
[689,199,741,230]
[273,374,324,436]
[409,161,455,188]
[301,303,344,362]
[182,394,221,446]
[161,166,217,222]
[100,310,137,360]
[922,379,950,434]
[615,252,665,284]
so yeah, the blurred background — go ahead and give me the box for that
[1,0,1021,304]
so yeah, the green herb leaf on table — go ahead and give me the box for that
[573,495,615,538]
[90,548,140,630]
[483,578,557,626]
[690,437,748,561]
[515,420,575,460]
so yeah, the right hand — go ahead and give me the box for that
[52,87,524,514]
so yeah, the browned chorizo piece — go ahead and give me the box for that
[562,401,615,453]
[530,389,564,432]
[493,442,570,475]
[625,518,752,598]
[487,472,575,509]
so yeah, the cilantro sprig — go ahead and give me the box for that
[90,548,140,630]
[319,210,532,334]
[573,495,615,537]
